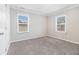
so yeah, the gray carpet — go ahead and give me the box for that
[7,36,79,55]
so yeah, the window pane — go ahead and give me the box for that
[19,24,28,32]
[57,24,65,31]
[61,25,65,31]
[18,16,28,23]
[57,25,61,31]
[57,16,65,24]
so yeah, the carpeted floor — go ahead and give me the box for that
[7,36,79,55]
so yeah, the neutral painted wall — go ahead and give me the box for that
[10,8,47,42]
[48,6,79,44]
[10,5,79,44]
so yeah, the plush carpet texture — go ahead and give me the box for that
[7,36,79,55]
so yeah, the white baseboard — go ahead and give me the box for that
[48,35,79,45]
[10,35,46,43]
[10,35,79,45]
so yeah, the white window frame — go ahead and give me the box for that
[55,15,66,33]
[16,14,29,33]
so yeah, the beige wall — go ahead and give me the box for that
[48,6,79,44]
[10,8,47,42]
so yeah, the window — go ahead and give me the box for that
[17,14,29,33]
[56,15,66,32]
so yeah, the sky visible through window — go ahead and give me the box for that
[18,15,28,23]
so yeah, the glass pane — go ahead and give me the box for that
[61,25,65,31]
[57,24,65,31]
[57,16,65,24]
[19,24,28,32]
[18,16,28,23]
[57,25,61,31]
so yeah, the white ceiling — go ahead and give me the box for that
[9,4,78,16]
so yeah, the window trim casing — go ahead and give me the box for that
[16,14,29,33]
[55,15,66,33]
